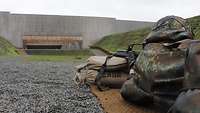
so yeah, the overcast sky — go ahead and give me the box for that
[0,0,199,22]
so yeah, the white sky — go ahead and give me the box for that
[0,0,199,22]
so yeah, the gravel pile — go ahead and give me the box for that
[0,59,104,113]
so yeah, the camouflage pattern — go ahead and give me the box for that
[120,77,153,104]
[144,16,193,45]
[168,89,200,113]
[184,41,200,89]
[121,42,187,108]
[121,16,196,112]
[168,41,200,113]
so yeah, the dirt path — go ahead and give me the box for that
[91,85,160,113]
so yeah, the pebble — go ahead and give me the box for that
[0,58,104,113]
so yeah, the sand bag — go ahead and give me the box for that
[74,56,130,89]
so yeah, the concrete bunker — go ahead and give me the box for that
[23,36,83,50]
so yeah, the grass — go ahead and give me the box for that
[94,15,200,52]
[25,50,92,62]
[95,27,151,52]
[187,15,200,39]
[0,36,19,56]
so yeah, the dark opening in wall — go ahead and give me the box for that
[26,45,62,49]
[23,35,83,50]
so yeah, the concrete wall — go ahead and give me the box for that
[115,20,153,33]
[0,12,154,48]
[0,12,10,43]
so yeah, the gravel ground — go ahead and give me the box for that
[0,58,104,113]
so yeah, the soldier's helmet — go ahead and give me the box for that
[144,16,194,46]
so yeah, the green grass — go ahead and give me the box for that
[25,50,92,62]
[187,15,200,39]
[94,15,200,52]
[0,36,19,56]
[95,27,151,52]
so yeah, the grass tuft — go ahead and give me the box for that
[0,36,19,56]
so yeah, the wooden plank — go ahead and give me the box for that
[23,35,83,46]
